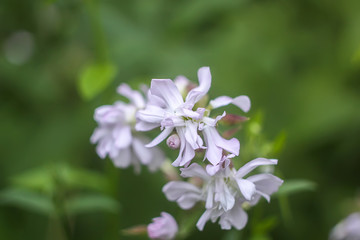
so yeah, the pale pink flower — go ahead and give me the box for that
[148,212,178,240]
[330,212,360,240]
[91,83,164,173]
[163,156,283,230]
[137,67,250,167]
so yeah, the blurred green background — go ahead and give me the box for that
[1,0,360,239]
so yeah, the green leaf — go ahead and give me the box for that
[11,163,110,194]
[276,179,317,196]
[56,164,111,193]
[65,194,120,215]
[0,188,55,215]
[78,62,117,100]
[249,235,271,240]
[252,216,278,235]
[222,230,242,240]
[271,131,287,155]
[11,168,55,195]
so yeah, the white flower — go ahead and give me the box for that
[147,212,178,240]
[329,212,360,240]
[91,83,164,173]
[136,67,250,167]
[163,156,283,230]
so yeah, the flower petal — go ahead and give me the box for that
[162,181,201,201]
[180,163,210,180]
[112,148,131,168]
[214,179,235,211]
[145,127,174,148]
[177,192,203,209]
[236,179,256,201]
[219,201,248,230]
[132,137,152,164]
[236,158,278,178]
[205,185,214,209]
[206,164,221,176]
[96,136,112,158]
[150,79,184,110]
[94,104,123,124]
[117,83,145,109]
[148,212,178,240]
[147,91,167,108]
[210,95,251,113]
[246,173,283,204]
[202,112,226,127]
[174,75,190,97]
[203,126,240,165]
[90,127,108,144]
[211,128,240,156]
[137,105,166,124]
[135,121,159,131]
[232,96,251,113]
[184,121,201,149]
[161,116,185,128]
[113,125,132,148]
[185,67,211,107]
[202,127,223,165]
[209,96,232,109]
[172,128,196,167]
[163,181,202,209]
[196,209,213,231]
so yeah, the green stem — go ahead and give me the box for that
[279,195,292,226]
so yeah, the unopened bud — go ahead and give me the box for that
[122,225,148,236]
[242,201,251,210]
[220,114,249,125]
[166,134,180,149]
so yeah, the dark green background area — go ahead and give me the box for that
[1,0,360,239]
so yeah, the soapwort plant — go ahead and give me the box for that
[91,67,284,239]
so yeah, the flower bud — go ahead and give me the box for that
[220,114,249,125]
[148,212,178,240]
[166,134,180,149]
[122,225,147,236]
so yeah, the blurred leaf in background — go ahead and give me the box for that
[78,62,117,100]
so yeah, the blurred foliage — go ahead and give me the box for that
[78,62,117,100]
[0,163,119,239]
[1,0,360,239]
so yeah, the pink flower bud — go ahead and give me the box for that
[220,114,249,125]
[166,134,180,149]
[147,212,178,240]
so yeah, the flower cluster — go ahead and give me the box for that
[136,67,250,168]
[91,66,283,238]
[164,156,283,230]
[329,212,360,240]
[91,83,164,173]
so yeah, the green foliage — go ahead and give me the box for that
[277,180,317,196]
[1,163,119,218]
[78,62,117,100]
[0,188,55,215]
[65,193,119,215]
[222,230,242,240]
[249,216,278,240]
[11,163,111,195]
